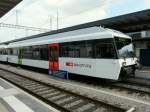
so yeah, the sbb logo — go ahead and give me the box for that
[65,62,73,67]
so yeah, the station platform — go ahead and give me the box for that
[135,67,150,79]
[0,78,59,112]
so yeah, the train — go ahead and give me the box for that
[0,27,137,80]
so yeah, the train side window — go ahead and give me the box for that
[22,45,48,60]
[85,41,93,58]
[73,41,93,58]
[74,47,80,57]
[60,45,68,57]
[32,46,41,60]
[33,45,48,61]
[60,41,93,58]
[77,41,86,58]
[60,38,115,58]
[1,49,8,55]
[1,49,3,55]
[10,49,13,55]
[68,44,75,57]
[22,47,33,59]
[40,46,48,61]
[3,49,7,55]
[95,43,116,59]
[0,49,3,55]
[13,48,18,56]
[0,49,2,54]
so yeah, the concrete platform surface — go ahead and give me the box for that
[0,78,59,112]
[135,69,150,79]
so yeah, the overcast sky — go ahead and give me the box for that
[0,0,150,42]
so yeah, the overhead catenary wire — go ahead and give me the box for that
[1,0,114,31]
[40,0,110,28]
[0,22,49,32]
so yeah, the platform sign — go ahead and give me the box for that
[48,69,53,75]
[49,70,69,79]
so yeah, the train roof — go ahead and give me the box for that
[2,26,113,45]
[6,27,130,48]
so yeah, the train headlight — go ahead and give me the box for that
[122,62,126,67]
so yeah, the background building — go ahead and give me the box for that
[128,31,150,66]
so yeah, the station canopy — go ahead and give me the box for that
[65,9,150,33]
[0,0,22,17]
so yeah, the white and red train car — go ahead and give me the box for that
[0,27,137,80]
[0,45,8,62]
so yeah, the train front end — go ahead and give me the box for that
[114,36,137,79]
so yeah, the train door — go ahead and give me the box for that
[48,43,59,73]
[18,48,22,65]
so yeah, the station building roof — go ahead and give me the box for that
[0,0,22,17]
[1,8,150,45]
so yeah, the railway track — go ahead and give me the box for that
[123,77,150,87]
[0,69,129,112]
[71,75,150,96]
[111,82,150,94]
[109,76,150,95]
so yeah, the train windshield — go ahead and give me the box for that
[115,37,134,58]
